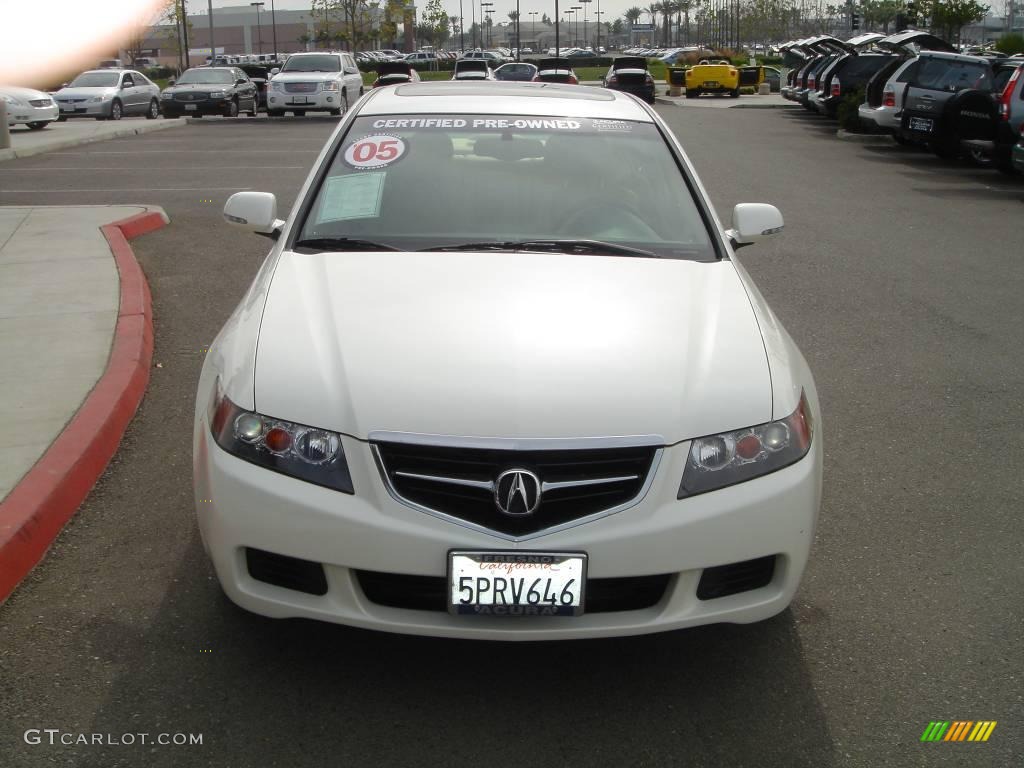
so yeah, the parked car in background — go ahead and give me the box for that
[493,63,538,81]
[372,61,421,88]
[762,66,782,92]
[685,59,741,98]
[239,63,274,109]
[858,31,956,137]
[461,50,505,66]
[602,57,655,104]
[0,85,59,129]
[958,58,1024,170]
[452,59,494,81]
[54,69,161,120]
[160,67,258,118]
[404,51,439,66]
[898,51,1008,159]
[534,58,578,84]
[810,33,888,118]
[267,51,363,117]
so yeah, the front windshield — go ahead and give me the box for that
[177,69,235,84]
[282,55,341,73]
[69,72,120,87]
[296,114,715,260]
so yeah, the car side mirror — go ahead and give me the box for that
[168,78,176,86]
[236,78,247,85]
[270,67,280,75]
[224,192,284,239]
[726,203,784,249]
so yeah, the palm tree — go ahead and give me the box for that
[646,2,659,29]
[659,1,676,46]
[624,6,643,45]
[677,0,692,45]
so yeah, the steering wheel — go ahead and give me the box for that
[557,199,660,241]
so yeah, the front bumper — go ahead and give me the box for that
[57,100,113,117]
[6,102,59,125]
[266,89,342,111]
[162,98,233,116]
[194,420,823,640]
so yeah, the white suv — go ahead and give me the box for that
[267,52,363,117]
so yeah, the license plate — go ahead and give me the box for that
[60,104,74,112]
[289,97,309,104]
[704,81,719,88]
[448,551,587,616]
[185,104,197,111]
[909,116,933,132]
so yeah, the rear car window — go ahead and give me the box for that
[843,55,892,78]
[296,114,715,260]
[914,58,991,92]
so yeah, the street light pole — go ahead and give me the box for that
[516,0,521,60]
[270,0,278,60]
[251,2,265,55]
[571,6,581,46]
[555,0,560,54]
[459,0,465,50]
[595,8,603,53]
[181,0,190,69]
[580,0,590,49]
[207,0,215,64]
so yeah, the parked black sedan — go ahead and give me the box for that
[160,67,258,118]
[602,57,656,104]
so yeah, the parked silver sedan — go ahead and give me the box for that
[54,69,162,121]
[1,86,59,129]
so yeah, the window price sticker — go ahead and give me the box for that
[343,134,407,169]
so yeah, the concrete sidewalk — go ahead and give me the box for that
[0,205,165,601]
[0,118,186,162]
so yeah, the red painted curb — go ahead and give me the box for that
[0,210,165,604]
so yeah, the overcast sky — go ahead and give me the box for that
[191,0,654,25]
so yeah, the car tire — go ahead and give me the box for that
[686,89,700,98]
[293,110,305,117]
[146,98,160,119]
[226,99,239,118]
[27,121,49,130]
[267,109,284,117]
[57,115,67,122]
[928,138,960,160]
[109,99,122,121]
[730,88,740,98]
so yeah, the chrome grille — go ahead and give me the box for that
[373,439,660,538]
[174,92,209,101]
[284,81,319,93]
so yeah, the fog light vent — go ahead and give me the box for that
[246,547,328,596]
[696,556,776,600]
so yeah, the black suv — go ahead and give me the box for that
[897,52,1014,159]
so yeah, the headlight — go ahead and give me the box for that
[678,392,813,498]
[160,92,173,100]
[321,81,339,91]
[270,81,283,91]
[90,95,106,102]
[209,90,227,98]
[209,390,354,494]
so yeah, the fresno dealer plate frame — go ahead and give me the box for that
[447,550,588,617]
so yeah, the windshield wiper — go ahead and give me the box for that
[421,239,659,258]
[292,237,399,252]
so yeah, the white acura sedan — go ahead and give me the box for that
[194,83,822,640]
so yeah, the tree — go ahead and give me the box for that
[923,0,988,45]
[542,13,551,24]
[624,6,643,44]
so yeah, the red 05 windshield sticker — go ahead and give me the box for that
[343,134,407,170]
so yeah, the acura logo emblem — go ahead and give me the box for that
[494,469,542,516]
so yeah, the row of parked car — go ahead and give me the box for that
[782,31,1024,175]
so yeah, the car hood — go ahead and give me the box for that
[253,251,772,443]
[0,85,52,100]
[56,87,116,98]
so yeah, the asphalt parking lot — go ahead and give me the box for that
[0,111,1021,767]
